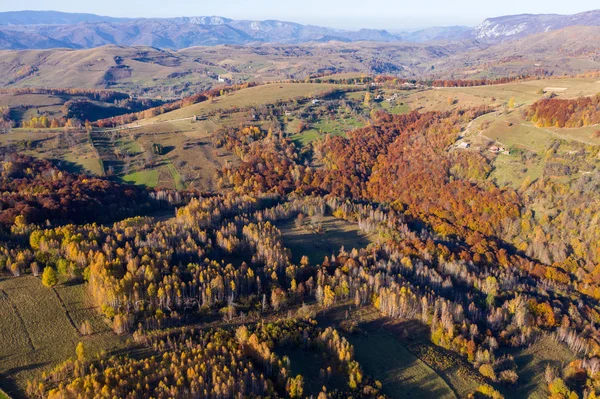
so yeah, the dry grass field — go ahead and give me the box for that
[0,276,128,396]
[317,306,468,399]
[406,77,600,112]
[505,336,574,399]
[140,83,340,124]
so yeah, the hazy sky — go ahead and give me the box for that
[0,0,598,29]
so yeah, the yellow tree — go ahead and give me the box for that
[363,92,372,107]
[76,342,85,362]
[42,267,58,287]
[323,285,335,308]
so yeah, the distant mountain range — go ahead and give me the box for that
[0,9,598,50]
[0,11,401,49]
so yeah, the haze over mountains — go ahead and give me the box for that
[0,9,598,50]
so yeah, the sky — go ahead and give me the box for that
[0,0,598,29]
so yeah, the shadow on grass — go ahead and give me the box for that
[0,362,50,399]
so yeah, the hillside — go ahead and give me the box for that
[473,9,600,42]
[430,26,600,78]
[0,42,468,97]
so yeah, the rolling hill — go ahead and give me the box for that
[0,42,469,97]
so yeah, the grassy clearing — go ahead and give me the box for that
[116,137,142,154]
[278,347,346,396]
[456,109,600,188]
[0,388,10,399]
[122,169,159,187]
[278,216,374,265]
[351,329,456,399]
[290,129,321,146]
[546,124,600,146]
[312,116,361,136]
[54,284,111,335]
[318,306,457,399]
[0,131,103,176]
[482,116,551,152]
[490,153,544,189]
[183,119,220,138]
[0,276,127,395]
[379,100,410,114]
[118,121,237,191]
[503,336,574,399]
[62,151,104,176]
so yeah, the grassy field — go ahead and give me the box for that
[379,100,411,114]
[112,109,239,191]
[351,328,456,398]
[141,83,340,124]
[504,336,574,399]
[122,169,159,187]
[406,77,600,113]
[0,388,10,399]
[318,306,460,399]
[289,116,361,147]
[489,153,544,189]
[290,130,321,146]
[277,216,374,265]
[0,276,127,396]
[452,102,600,188]
[0,130,103,176]
[166,163,186,190]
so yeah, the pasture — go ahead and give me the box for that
[122,168,159,187]
[504,336,574,399]
[351,328,456,398]
[0,130,103,176]
[317,306,465,399]
[0,276,127,396]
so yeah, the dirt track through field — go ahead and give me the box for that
[0,289,34,352]
[51,287,80,334]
